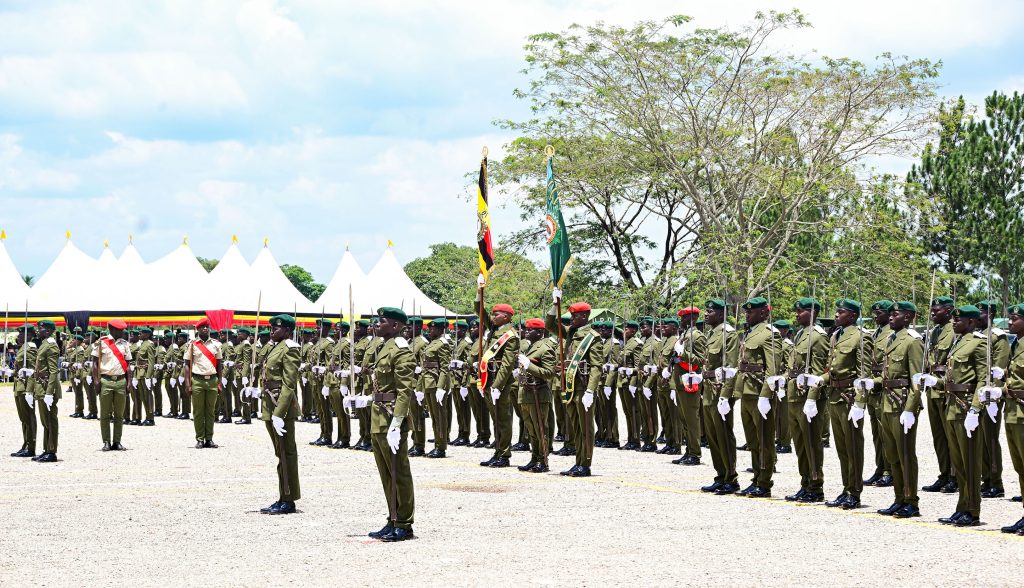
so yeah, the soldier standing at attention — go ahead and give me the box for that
[174,332,191,421]
[421,318,453,458]
[67,331,85,418]
[702,299,739,495]
[874,301,925,518]
[184,318,223,449]
[516,318,556,473]
[998,304,1024,535]
[866,301,895,487]
[637,317,661,452]
[475,282,520,468]
[32,320,61,462]
[648,317,681,456]
[773,319,794,454]
[10,325,37,458]
[84,331,100,420]
[976,299,1010,499]
[448,319,474,447]
[309,319,335,447]
[366,307,416,542]
[92,319,132,451]
[135,327,156,426]
[233,328,254,425]
[922,296,956,493]
[259,314,302,516]
[617,320,643,451]
[783,298,829,503]
[673,307,706,465]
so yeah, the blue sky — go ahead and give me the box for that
[2,0,1023,281]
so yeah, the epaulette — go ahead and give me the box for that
[723,324,736,332]
[813,325,827,335]
[860,327,873,334]
[907,329,923,340]
[47,336,56,344]
[395,336,409,349]
[769,325,782,335]
[613,338,622,346]
[974,331,987,339]
[992,327,1006,337]
[782,338,794,346]
[285,339,301,349]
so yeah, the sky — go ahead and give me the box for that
[2,0,1023,282]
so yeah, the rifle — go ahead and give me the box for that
[763,283,778,471]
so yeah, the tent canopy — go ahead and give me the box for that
[0,232,30,309]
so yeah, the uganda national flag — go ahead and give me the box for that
[476,156,494,281]
[545,156,572,287]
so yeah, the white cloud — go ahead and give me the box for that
[0,134,79,192]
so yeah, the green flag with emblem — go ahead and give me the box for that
[545,152,572,287]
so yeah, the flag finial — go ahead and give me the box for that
[104,239,109,248]
[545,145,555,159]
[387,239,394,249]
[0,230,6,240]
[66,230,71,240]
[482,146,489,158]
[183,234,188,245]
[263,237,268,247]
[129,233,133,244]
[345,242,350,251]
[232,234,238,244]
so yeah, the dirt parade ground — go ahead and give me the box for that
[0,383,1022,587]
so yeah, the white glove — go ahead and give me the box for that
[986,402,999,422]
[321,386,329,398]
[766,375,787,392]
[682,372,703,387]
[343,396,353,410]
[218,377,226,387]
[477,273,487,288]
[517,354,530,370]
[642,387,652,400]
[757,396,771,419]
[43,394,54,409]
[301,376,307,385]
[73,378,81,385]
[848,405,866,428]
[415,390,424,404]
[490,388,501,403]
[73,362,82,369]
[582,391,594,411]
[796,373,822,388]
[153,363,162,370]
[340,369,351,379]
[661,367,671,379]
[911,373,937,388]
[717,397,730,419]
[459,386,469,400]
[603,386,612,399]
[61,361,69,369]
[24,393,34,407]
[552,287,562,302]
[979,386,1002,401]
[670,389,677,405]
[18,368,34,377]
[991,366,1005,380]
[603,363,614,372]
[854,378,874,391]
[899,410,916,433]
[802,398,818,422]
[300,363,307,370]
[145,378,153,387]
[340,385,350,397]
[387,424,401,454]
[355,395,371,409]
[625,367,634,376]
[168,378,175,388]
[271,415,286,436]
[435,388,445,403]
[132,378,139,388]
[673,339,686,354]
[450,360,464,370]
[86,376,93,385]
[628,385,636,397]
[965,410,980,437]
[353,366,362,375]
[512,368,520,378]
[178,375,185,384]
[241,376,249,385]
[414,366,422,375]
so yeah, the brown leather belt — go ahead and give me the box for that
[422,361,440,369]
[931,365,947,375]
[832,377,855,389]
[101,374,125,381]
[871,363,883,376]
[788,369,803,378]
[946,383,972,393]
[739,362,764,374]
[373,393,396,402]
[1007,389,1024,403]
[883,378,909,388]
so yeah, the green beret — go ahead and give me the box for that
[455,319,469,328]
[639,316,655,324]
[72,326,82,333]
[661,317,681,326]
[793,297,821,312]
[931,296,955,306]
[836,298,861,313]
[237,327,252,335]
[429,318,447,328]
[316,319,333,327]
[1009,303,1024,316]
[894,301,917,312]
[954,304,981,319]
[624,320,640,328]
[976,299,1000,312]
[269,314,296,329]
[705,299,726,310]
[338,320,350,329]
[74,334,84,341]
[37,319,56,329]
[21,324,36,332]
[378,307,408,323]
[743,297,768,310]
[139,327,152,334]
[408,316,422,324]
[773,319,791,328]
[871,300,894,311]
[258,328,271,336]
[356,319,371,327]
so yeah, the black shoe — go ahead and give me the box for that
[702,481,724,493]
[102,443,111,452]
[554,434,564,442]
[36,453,57,463]
[775,443,792,454]
[381,527,414,542]
[700,437,709,448]
[511,442,530,452]
[195,441,205,449]
[785,489,808,502]
[825,494,849,507]
[954,514,981,527]
[840,496,862,510]
[269,501,296,515]
[154,412,162,417]
[982,487,1005,499]
[1012,495,1022,502]
[569,466,591,477]
[518,460,538,471]
[657,435,666,444]
[892,504,920,519]
[864,472,882,486]
[408,447,425,457]
[606,441,621,449]
[746,486,771,498]
[664,446,681,455]
[798,492,824,503]
[485,442,495,449]
[142,419,155,426]
[939,511,966,525]
[681,455,700,466]
[738,443,749,451]
[308,437,323,446]
[85,413,98,420]
[877,502,903,516]
[10,449,31,458]
[489,457,510,468]
[165,412,177,418]
[671,455,685,465]
[317,438,333,447]
[530,463,549,473]
[737,484,757,497]
[425,449,446,459]
[639,443,657,453]
[231,410,241,417]
[235,419,251,425]
[130,419,141,425]
[335,442,351,449]
[560,465,580,476]
[217,417,231,424]
[123,418,131,424]
[479,456,497,467]
[310,417,320,424]
[261,501,283,514]
[178,413,191,420]
[714,483,739,495]
[69,412,82,418]
[1000,517,1024,534]
[204,440,218,449]
[619,442,639,451]
[111,442,126,451]
[368,524,395,539]
[875,474,893,488]
[940,480,959,493]
[922,478,947,492]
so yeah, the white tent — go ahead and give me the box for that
[208,238,255,311]
[0,231,30,311]
[118,240,146,276]
[362,245,453,316]
[132,241,211,312]
[28,237,99,312]
[248,242,315,314]
[314,247,367,315]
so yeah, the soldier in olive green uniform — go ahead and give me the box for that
[153,332,172,417]
[408,318,429,456]
[233,328,255,424]
[348,320,372,450]
[930,305,987,526]
[637,317,661,452]
[134,327,156,425]
[648,318,681,455]
[721,297,783,497]
[467,321,492,448]
[516,318,557,472]
[259,314,302,515]
[326,321,352,448]
[30,320,61,462]
[421,318,453,458]
[595,321,621,448]
[92,319,132,450]
[976,300,1010,498]
[67,333,85,418]
[617,320,643,451]
[476,296,520,468]
[184,318,223,448]
[448,320,474,446]
[999,304,1024,535]
[84,332,100,419]
[175,333,191,420]
[355,322,384,451]
[309,320,336,446]
[10,325,38,458]
[546,293,604,477]
[922,296,956,492]
[299,330,315,422]
[702,300,740,494]
[866,301,895,487]
[365,307,416,542]
[773,319,794,454]
[672,307,706,464]
[874,301,925,518]
[783,298,829,502]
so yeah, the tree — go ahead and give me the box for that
[502,11,939,302]
[196,257,219,272]
[22,274,33,286]
[280,264,326,302]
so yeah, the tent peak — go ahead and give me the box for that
[65,230,71,240]
[232,234,238,244]
[263,237,269,248]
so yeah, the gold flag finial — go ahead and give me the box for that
[104,239,109,248]
[66,230,71,240]
[387,239,394,249]
[0,229,6,240]
[128,233,133,244]
[545,145,555,159]
[263,237,268,247]
[183,234,188,245]
[232,234,238,244]
[482,146,489,158]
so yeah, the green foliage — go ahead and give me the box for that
[22,274,33,286]
[196,257,219,272]
[280,264,326,302]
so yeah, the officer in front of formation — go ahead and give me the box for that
[32,320,61,462]
[92,319,132,451]
[1000,303,1024,535]
[259,314,302,516]
[10,324,38,458]
[184,317,223,449]
[475,278,520,468]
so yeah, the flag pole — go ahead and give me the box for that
[547,145,569,405]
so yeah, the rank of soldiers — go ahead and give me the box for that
[4,294,1024,537]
